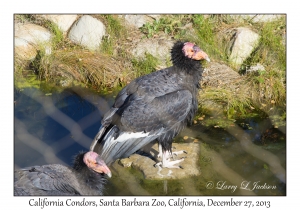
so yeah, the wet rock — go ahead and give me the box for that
[15,23,52,61]
[119,157,134,167]
[38,15,77,36]
[113,143,201,180]
[68,15,106,51]
[228,27,260,68]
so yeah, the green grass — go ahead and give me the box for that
[98,15,127,55]
[189,14,286,121]
[241,17,286,72]
[199,87,260,120]
[139,14,228,62]
[131,53,160,78]
[139,15,234,63]
[192,15,216,51]
[140,15,188,39]
[44,21,64,49]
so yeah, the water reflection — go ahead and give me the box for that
[14,87,286,195]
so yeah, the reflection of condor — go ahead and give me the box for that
[91,41,210,169]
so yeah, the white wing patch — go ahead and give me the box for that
[115,131,150,142]
[101,130,151,158]
[99,127,166,164]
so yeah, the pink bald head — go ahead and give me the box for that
[182,42,210,61]
[84,151,112,177]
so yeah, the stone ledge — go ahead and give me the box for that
[113,143,201,180]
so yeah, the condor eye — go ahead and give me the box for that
[190,49,194,53]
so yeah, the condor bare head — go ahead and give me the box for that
[171,41,210,72]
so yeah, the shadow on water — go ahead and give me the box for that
[14,87,286,196]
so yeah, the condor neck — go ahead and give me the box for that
[172,62,203,88]
[172,55,204,76]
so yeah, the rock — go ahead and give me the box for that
[68,15,106,51]
[202,62,242,88]
[121,15,154,28]
[14,37,37,61]
[119,157,133,167]
[246,63,265,74]
[15,23,52,61]
[236,14,284,23]
[250,15,283,23]
[131,38,174,67]
[15,23,52,46]
[148,15,161,20]
[228,27,260,68]
[113,143,201,180]
[38,15,77,36]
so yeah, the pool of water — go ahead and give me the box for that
[14,87,286,196]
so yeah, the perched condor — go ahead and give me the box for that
[14,151,111,195]
[90,41,210,169]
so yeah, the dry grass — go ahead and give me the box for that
[38,49,133,89]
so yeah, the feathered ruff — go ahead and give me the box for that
[171,41,203,75]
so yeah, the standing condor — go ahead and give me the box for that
[90,41,210,169]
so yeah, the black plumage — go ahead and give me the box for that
[14,151,111,196]
[90,41,210,168]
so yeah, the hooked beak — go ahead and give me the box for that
[100,166,112,178]
[106,171,112,178]
[95,162,112,178]
[193,50,210,62]
[96,156,112,178]
[205,56,210,62]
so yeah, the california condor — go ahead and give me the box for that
[14,151,111,195]
[90,41,209,169]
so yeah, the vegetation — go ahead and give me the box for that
[140,15,189,39]
[14,14,286,128]
[131,53,159,78]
